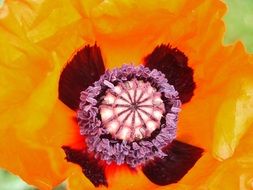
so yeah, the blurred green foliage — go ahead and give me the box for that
[223,0,253,53]
[0,169,35,190]
[0,169,66,190]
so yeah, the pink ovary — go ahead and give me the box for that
[99,79,165,142]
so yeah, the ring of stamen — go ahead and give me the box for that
[77,65,181,167]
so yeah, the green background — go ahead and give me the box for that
[0,0,252,190]
[223,0,253,53]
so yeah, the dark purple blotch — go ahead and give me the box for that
[142,140,204,186]
[144,44,195,104]
[58,44,105,110]
[62,146,108,187]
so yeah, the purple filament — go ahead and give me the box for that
[77,65,181,167]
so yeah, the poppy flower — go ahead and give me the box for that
[0,0,253,190]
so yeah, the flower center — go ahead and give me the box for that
[99,79,165,142]
[77,65,180,167]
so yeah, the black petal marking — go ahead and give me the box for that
[62,146,108,187]
[144,44,195,104]
[59,44,105,110]
[142,140,204,186]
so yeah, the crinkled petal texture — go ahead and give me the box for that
[0,0,89,189]
[0,0,253,190]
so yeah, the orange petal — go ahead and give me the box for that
[67,165,158,190]
[213,74,253,160]
[0,1,91,188]
[0,57,56,189]
[0,52,79,189]
[202,125,253,189]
